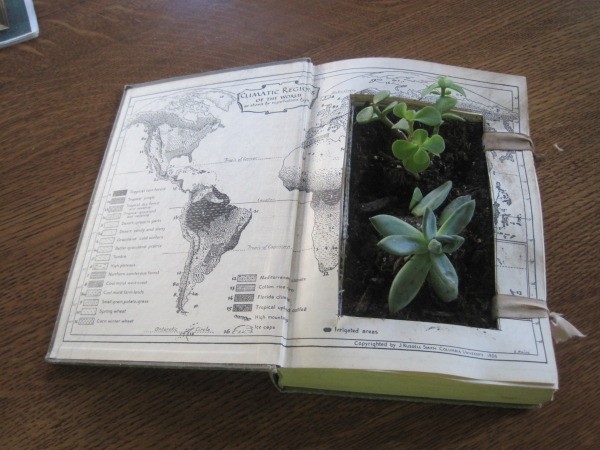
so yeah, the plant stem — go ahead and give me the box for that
[381,115,408,140]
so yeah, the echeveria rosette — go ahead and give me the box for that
[370,194,475,313]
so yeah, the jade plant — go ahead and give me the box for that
[370,181,475,312]
[355,77,466,174]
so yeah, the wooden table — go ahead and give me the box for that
[2,0,598,447]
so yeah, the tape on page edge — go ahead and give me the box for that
[493,294,584,344]
[483,132,534,152]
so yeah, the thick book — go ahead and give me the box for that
[47,58,557,407]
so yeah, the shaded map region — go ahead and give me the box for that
[177,186,252,313]
[129,111,222,178]
[279,136,344,275]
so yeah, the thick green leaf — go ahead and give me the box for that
[370,215,422,239]
[435,96,458,113]
[393,102,407,118]
[404,109,415,122]
[437,200,476,236]
[373,90,390,105]
[422,208,437,241]
[411,128,428,145]
[420,82,439,98]
[392,118,410,131]
[411,181,452,216]
[392,140,418,160]
[437,77,449,89]
[440,195,471,226]
[435,234,465,253]
[404,154,430,174]
[422,134,445,155]
[428,253,459,302]
[441,112,466,122]
[378,235,427,256]
[413,149,430,165]
[409,187,423,210]
[414,106,442,126]
[446,81,466,97]
[381,101,398,115]
[388,254,431,312]
[427,238,443,255]
[356,106,375,124]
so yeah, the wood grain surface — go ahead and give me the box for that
[1,0,599,447]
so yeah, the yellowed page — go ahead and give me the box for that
[282,58,555,388]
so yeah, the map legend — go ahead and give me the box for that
[75,189,128,327]
[231,274,257,314]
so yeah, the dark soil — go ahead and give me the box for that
[339,104,496,328]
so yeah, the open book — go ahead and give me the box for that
[47,58,557,406]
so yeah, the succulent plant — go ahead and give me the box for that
[370,181,475,312]
[355,77,466,174]
[420,76,467,122]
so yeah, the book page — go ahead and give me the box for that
[282,58,556,386]
[48,59,318,367]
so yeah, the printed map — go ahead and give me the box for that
[128,89,252,313]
